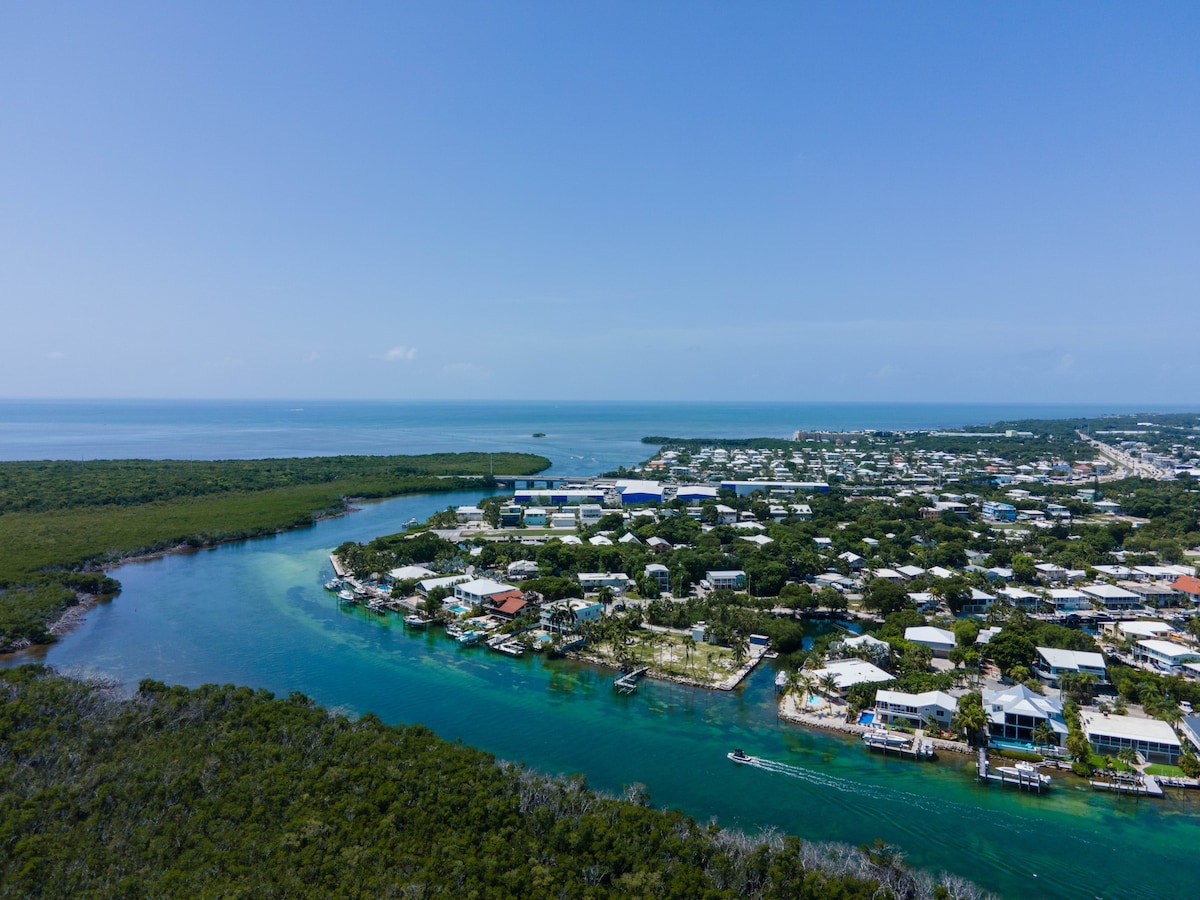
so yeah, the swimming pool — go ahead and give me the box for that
[859,712,875,725]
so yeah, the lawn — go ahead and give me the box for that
[1145,764,1185,777]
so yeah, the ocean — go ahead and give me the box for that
[4,398,1200,898]
[0,399,1187,473]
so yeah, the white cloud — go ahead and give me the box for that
[47,350,66,359]
[384,345,417,362]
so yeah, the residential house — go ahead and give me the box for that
[873,689,957,730]
[1079,709,1181,764]
[1033,647,1108,687]
[982,683,1068,747]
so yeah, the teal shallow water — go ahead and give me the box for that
[6,491,1200,899]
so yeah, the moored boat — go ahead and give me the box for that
[403,615,429,629]
[337,589,356,603]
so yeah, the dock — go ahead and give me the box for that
[1090,774,1163,798]
[329,555,347,578]
[862,728,935,760]
[614,666,650,694]
[977,748,1051,792]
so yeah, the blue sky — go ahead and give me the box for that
[2,2,1197,402]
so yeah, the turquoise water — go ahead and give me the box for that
[6,490,1199,900]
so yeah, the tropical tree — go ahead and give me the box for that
[953,694,988,747]
[681,635,696,675]
[818,672,840,714]
[1032,721,1055,752]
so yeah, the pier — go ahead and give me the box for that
[614,667,650,695]
[1090,774,1164,798]
[976,748,1050,793]
[862,728,935,760]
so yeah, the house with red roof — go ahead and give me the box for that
[1171,575,1200,604]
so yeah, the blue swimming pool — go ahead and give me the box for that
[859,712,875,725]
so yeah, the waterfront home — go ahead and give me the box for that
[873,689,957,730]
[1181,716,1200,754]
[1170,575,1200,604]
[416,574,471,596]
[387,564,437,584]
[1048,587,1090,612]
[456,505,485,523]
[706,570,747,590]
[810,658,894,694]
[1133,640,1200,674]
[454,579,520,607]
[1033,647,1108,687]
[1105,620,1175,641]
[904,626,956,657]
[982,684,1067,747]
[489,592,529,621]
[1079,710,1181,764]
[1081,583,1142,610]
[539,598,603,633]
[997,586,1042,611]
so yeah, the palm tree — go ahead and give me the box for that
[681,635,696,675]
[818,672,840,715]
[1032,721,1054,753]
[953,700,988,747]
[730,633,749,667]
[1117,747,1138,770]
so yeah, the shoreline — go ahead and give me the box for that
[565,643,770,692]
[777,693,973,755]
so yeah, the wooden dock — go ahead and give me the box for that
[614,667,650,694]
[330,555,347,578]
[1090,774,1163,798]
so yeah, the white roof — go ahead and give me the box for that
[388,565,436,581]
[455,578,515,597]
[897,565,925,578]
[1049,588,1085,599]
[1137,640,1200,662]
[843,634,891,650]
[1036,646,1106,671]
[905,626,956,646]
[876,688,956,710]
[814,659,894,689]
[999,586,1039,600]
[417,574,470,591]
[1080,710,1181,747]
[1118,621,1174,638]
[1081,584,1140,600]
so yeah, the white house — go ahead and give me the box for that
[416,574,470,596]
[706,570,747,590]
[1033,647,1108,686]
[455,506,484,523]
[539,598,603,633]
[387,565,436,583]
[1081,583,1143,610]
[453,578,518,606]
[873,689,957,730]
[904,626,956,657]
[577,572,631,593]
[1134,640,1200,674]
[1079,709,1181,764]
[1048,588,1090,612]
[983,683,1068,747]
[810,658,895,693]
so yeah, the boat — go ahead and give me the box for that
[728,748,754,764]
[456,629,484,645]
[996,761,1052,787]
[403,615,429,629]
[532,432,546,438]
[337,589,356,603]
[862,729,910,748]
[324,579,342,591]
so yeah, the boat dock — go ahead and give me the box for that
[329,555,348,578]
[614,666,650,694]
[1090,774,1164,798]
[977,748,1051,792]
[862,728,935,760]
